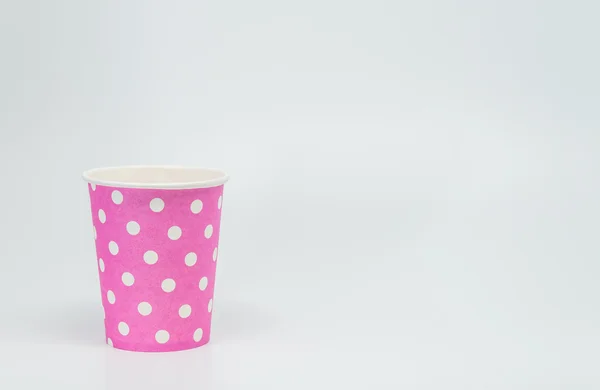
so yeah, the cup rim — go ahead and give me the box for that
[82,165,229,189]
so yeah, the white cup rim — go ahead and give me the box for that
[82,165,229,189]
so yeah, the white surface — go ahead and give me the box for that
[1,0,599,388]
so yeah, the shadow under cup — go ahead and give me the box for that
[83,166,229,352]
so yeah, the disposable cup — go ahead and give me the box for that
[82,166,229,352]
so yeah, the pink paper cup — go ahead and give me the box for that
[82,166,229,352]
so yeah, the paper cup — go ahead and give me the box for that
[83,166,229,352]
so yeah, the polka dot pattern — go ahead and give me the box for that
[111,190,123,205]
[199,277,208,291]
[185,252,197,267]
[204,224,213,239]
[118,321,130,336]
[155,330,170,344]
[190,199,203,214]
[122,272,135,286]
[126,221,140,235]
[143,250,158,265]
[138,302,152,316]
[149,198,164,212]
[107,290,116,304]
[168,226,182,240]
[193,328,203,342]
[87,183,224,352]
[108,241,119,255]
[179,304,192,318]
[161,278,176,293]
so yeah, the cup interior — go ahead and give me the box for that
[83,166,229,189]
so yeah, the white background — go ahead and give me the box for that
[1,0,599,388]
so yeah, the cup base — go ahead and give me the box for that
[107,337,211,353]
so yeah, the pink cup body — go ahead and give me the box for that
[87,183,224,352]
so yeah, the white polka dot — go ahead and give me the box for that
[144,250,158,264]
[155,330,170,344]
[111,190,123,205]
[118,321,129,336]
[98,258,105,272]
[98,209,106,224]
[179,304,192,318]
[218,195,223,209]
[161,278,176,293]
[213,247,218,262]
[137,302,152,316]
[126,221,140,235]
[94,226,97,240]
[107,290,115,304]
[150,198,164,212]
[184,252,197,267]
[108,241,119,255]
[208,298,213,313]
[204,224,213,239]
[199,277,208,291]
[107,338,113,347]
[122,272,135,286]
[193,328,203,342]
[191,199,203,214]
[168,226,182,240]
[91,183,96,191]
